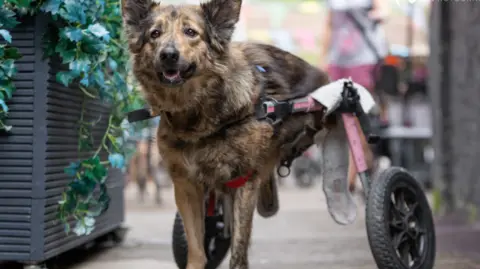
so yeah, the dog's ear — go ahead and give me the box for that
[121,0,158,53]
[201,0,242,52]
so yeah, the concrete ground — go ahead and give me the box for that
[62,178,480,269]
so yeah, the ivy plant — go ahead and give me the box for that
[0,0,146,235]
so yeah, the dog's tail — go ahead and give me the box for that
[256,172,279,218]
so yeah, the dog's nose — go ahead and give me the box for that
[160,47,179,63]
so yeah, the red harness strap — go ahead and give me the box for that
[207,192,216,217]
[225,171,254,188]
[206,171,254,216]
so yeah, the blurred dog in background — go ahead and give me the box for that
[127,139,167,204]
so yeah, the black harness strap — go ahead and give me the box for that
[127,107,154,123]
[125,66,320,178]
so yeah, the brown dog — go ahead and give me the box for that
[122,0,330,268]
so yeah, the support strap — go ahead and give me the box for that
[225,171,254,189]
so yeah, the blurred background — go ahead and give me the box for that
[4,0,480,268]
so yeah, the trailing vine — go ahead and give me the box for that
[0,0,145,235]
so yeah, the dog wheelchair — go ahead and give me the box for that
[128,79,436,269]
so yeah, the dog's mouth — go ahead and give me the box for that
[162,70,181,81]
[157,64,196,86]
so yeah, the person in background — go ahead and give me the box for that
[319,0,390,192]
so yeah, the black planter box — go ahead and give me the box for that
[0,15,125,265]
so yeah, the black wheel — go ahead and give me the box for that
[294,172,315,188]
[293,156,317,189]
[172,211,231,269]
[366,167,436,269]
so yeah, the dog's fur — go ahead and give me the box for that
[122,0,330,268]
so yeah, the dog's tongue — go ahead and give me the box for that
[163,71,180,81]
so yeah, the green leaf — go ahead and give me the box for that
[92,68,105,88]
[0,29,12,43]
[41,0,62,14]
[73,220,87,236]
[86,206,103,217]
[84,216,95,227]
[108,153,125,169]
[58,49,76,64]
[87,23,109,39]
[1,85,13,99]
[107,58,118,71]
[56,71,75,86]
[0,8,19,29]
[78,135,93,151]
[4,47,21,59]
[80,35,106,54]
[70,179,91,197]
[80,75,89,87]
[2,124,12,131]
[10,0,32,8]
[65,162,80,176]
[63,27,83,42]
[1,59,16,77]
[0,99,8,112]
[55,35,77,63]
[60,1,87,24]
[69,59,91,75]
[92,163,107,180]
[63,223,71,234]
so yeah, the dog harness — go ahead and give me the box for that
[126,65,324,192]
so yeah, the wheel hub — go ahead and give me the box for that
[204,215,229,260]
[389,188,426,268]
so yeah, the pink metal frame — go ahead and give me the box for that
[342,113,368,173]
[266,95,369,174]
[299,97,368,173]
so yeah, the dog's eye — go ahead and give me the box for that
[183,28,198,38]
[150,30,161,39]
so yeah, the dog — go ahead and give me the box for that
[127,139,165,204]
[121,0,331,268]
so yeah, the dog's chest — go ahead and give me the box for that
[156,120,274,185]
[157,137,235,185]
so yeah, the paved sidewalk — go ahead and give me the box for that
[67,180,479,269]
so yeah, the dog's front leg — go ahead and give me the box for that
[173,180,206,269]
[230,179,260,269]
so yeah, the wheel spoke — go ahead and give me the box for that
[370,172,434,269]
[394,191,407,216]
[393,231,408,249]
[399,240,411,266]
[408,202,418,213]
[390,201,403,220]
[390,218,404,231]
[408,236,422,262]
[416,227,426,236]
[405,202,419,219]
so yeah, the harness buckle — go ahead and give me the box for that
[277,164,291,177]
[258,97,292,123]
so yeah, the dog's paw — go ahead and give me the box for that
[229,259,248,269]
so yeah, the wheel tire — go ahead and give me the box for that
[295,172,315,188]
[172,212,231,269]
[366,167,436,269]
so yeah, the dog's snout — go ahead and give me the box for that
[160,47,179,63]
